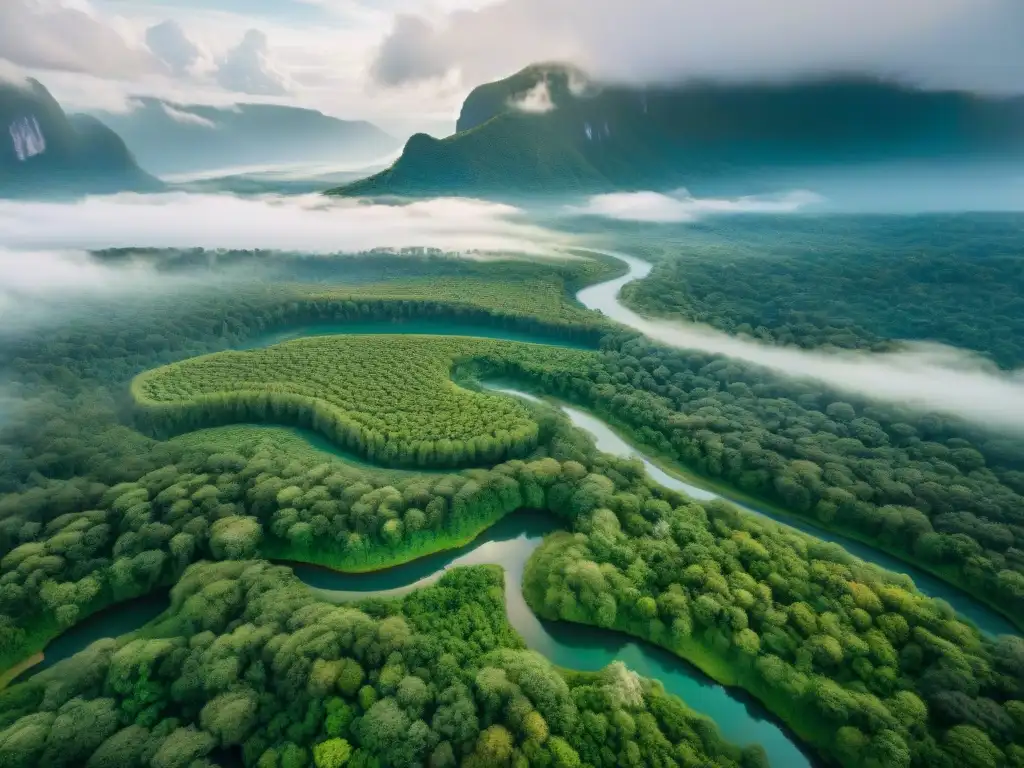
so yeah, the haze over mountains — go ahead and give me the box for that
[0,78,159,197]
[0,74,401,196]
[333,65,1024,198]
[96,99,399,176]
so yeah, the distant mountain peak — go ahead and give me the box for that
[94,99,399,176]
[333,67,1024,199]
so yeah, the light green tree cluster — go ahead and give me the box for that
[132,335,596,468]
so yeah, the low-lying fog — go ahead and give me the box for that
[2,183,1023,432]
[0,193,564,255]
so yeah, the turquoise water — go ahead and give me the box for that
[20,257,1010,768]
[292,511,817,768]
[237,319,596,351]
[11,593,169,685]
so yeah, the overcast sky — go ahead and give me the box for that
[2,0,1022,137]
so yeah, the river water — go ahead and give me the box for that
[236,319,595,351]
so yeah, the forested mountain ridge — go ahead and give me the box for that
[96,98,399,176]
[0,78,160,197]
[331,65,1024,198]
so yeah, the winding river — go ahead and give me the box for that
[13,249,1014,767]
[293,511,816,768]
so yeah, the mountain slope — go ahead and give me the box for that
[331,66,1024,198]
[97,99,399,175]
[1,78,158,197]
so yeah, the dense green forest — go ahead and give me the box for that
[620,215,1024,367]
[0,562,761,767]
[1,247,1023,767]
[526,501,1024,768]
[4,369,1023,767]
[515,332,1024,628]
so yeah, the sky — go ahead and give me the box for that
[1,0,1022,139]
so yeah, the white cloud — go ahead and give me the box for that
[0,192,566,256]
[371,0,1024,94]
[161,103,217,128]
[0,246,223,340]
[569,189,825,222]
[0,58,32,89]
[0,0,157,78]
[146,19,203,77]
[216,29,290,95]
[508,79,554,113]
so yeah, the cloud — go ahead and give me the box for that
[371,15,452,86]
[146,20,202,77]
[370,0,1024,94]
[161,103,218,128]
[0,246,222,340]
[216,29,289,95]
[509,79,555,113]
[569,189,825,222]
[0,192,566,256]
[0,0,157,77]
[581,252,1024,433]
[0,59,31,89]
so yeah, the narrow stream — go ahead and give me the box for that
[236,319,595,351]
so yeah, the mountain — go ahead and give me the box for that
[96,99,399,176]
[331,65,1024,198]
[1,78,158,198]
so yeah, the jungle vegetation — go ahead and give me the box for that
[1,246,1022,767]
[0,562,761,768]
[620,214,1024,368]
[506,331,1024,627]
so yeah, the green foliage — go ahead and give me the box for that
[623,214,1024,367]
[2,240,1023,768]
[0,564,749,768]
[524,492,1024,768]
[314,738,352,768]
[133,335,596,468]
[528,331,1024,625]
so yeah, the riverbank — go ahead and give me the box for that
[289,515,817,768]
[523,533,835,764]
[588,404,1023,636]
[262,506,528,576]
